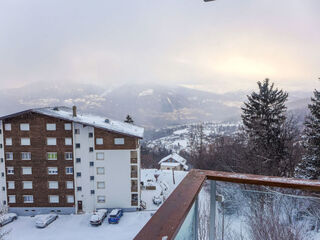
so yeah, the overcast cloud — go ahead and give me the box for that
[0,0,319,93]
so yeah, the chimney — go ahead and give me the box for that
[72,106,77,117]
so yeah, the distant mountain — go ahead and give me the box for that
[0,82,312,129]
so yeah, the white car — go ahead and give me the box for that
[90,209,108,226]
[0,213,18,227]
[35,213,58,228]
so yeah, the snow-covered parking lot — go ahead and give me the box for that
[2,211,153,240]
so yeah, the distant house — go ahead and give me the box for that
[158,153,188,171]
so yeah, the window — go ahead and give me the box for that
[1,172,4,177]
[96,167,105,175]
[2,187,5,191]
[66,181,74,189]
[47,152,57,160]
[0,129,1,134]
[49,195,59,203]
[5,152,13,160]
[64,123,72,130]
[96,152,104,160]
[75,143,80,148]
[88,132,93,138]
[67,195,74,203]
[0,144,2,148]
[91,190,95,195]
[97,182,105,189]
[131,180,138,192]
[77,187,82,191]
[89,162,94,167]
[65,152,73,160]
[65,138,72,145]
[76,172,81,177]
[97,196,105,203]
[75,129,80,134]
[90,176,94,181]
[23,195,33,203]
[48,167,58,175]
[96,138,103,145]
[89,147,94,152]
[7,167,14,175]
[131,165,138,178]
[66,167,74,175]
[21,152,31,160]
[20,123,30,131]
[76,158,81,163]
[131,151,138,164]
[8,195,16,203]
[114,138,125,145]
[5,138,12,146]
[0,158,3,163]
[131,194,138,206]
[21,138,31,146]
[47,138,57,145]
[46,123,56,131]
[4,123,11,131]
[7,181,15,189]
[22,167,32,175]
[48,181,58,189]
[23,181,33,189]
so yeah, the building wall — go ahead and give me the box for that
[2,113,75,213]
[0,120,7,206]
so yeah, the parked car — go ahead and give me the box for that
[35,214,58,228]
[153,195,162,206]
[108,209,123,224]
[0,213,17,227]
[90,209,108,226]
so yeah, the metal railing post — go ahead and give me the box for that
[209,181,216,240]
[194,196,199,240]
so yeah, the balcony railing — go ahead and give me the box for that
[134,169,320,240]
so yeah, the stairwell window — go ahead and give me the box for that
[96,167,105,175]
[97,196,105,203]
[97,182,105,189]
[114,138,124,145]
[21,138,31,146]
[96,152,104,160]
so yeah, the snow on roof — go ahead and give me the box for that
[159,153,188,170]
[31,107,144,138]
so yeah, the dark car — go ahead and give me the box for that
[108,209,123,224]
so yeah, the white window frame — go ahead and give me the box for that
[5,152,13,160]
[5,138,12,146]
[21,152,31,160]
[21,138,31,146]
[96,138,103,145]
[20,123,30,131]
[23,195,33,203]
[65,138,72,146]
[96,167,105,175]
[47,138,57,146]
[49,195,59,203]
[23,181,33,189]
[66,181,74,189]
[96,152,104,160]
[48,181,59,189]
[65,167,73,175]
[47,152,57,160]
[46,123,56,131]
[97,181,105,189]
[65,152,73,160]
[48,167,58,175]
[8,195,16,203]
[64,123,72,130]
[7,167,14,175]
[7,181,15,189]
[114,138,125,145]
[4,123,11,131]
[97,196,105,203]
[67,195,74,203]
[22,167,32,175]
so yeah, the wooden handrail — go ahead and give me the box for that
[134,169,320,240]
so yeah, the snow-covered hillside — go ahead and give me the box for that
[145,122,241,152]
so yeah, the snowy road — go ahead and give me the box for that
[2,211,153,240]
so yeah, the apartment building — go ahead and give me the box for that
[0,106,143,215]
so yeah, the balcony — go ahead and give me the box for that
[135,169,320,240]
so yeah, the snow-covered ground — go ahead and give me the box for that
[1,169,188,240]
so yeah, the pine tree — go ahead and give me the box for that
[124,114,134,124]
[296,89,320,179]
[241,79,289,176]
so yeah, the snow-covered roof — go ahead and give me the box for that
[158,153,188,170]
[1,107,144,138]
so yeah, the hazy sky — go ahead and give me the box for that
[0,0,319,93]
